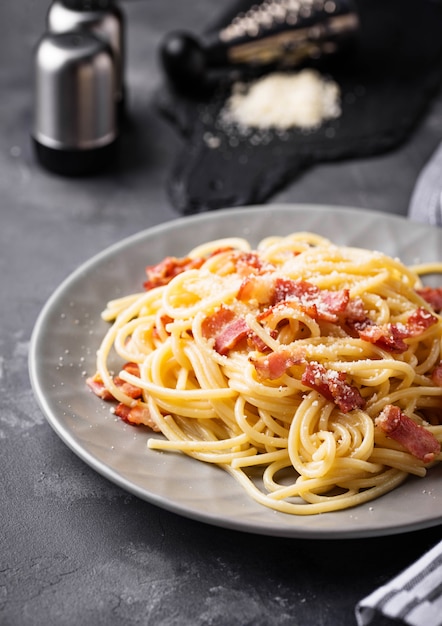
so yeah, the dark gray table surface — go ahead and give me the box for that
[1,2,442,625]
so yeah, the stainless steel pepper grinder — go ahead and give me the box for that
[32,30,118,176]
[46,0,126,113]
[32,0,125,176]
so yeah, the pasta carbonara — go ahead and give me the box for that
[87,233,442,515]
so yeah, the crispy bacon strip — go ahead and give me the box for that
[344,297,367,324]
[201,306,236,337]
[407,307,438,334]
[88,364,159,431]
[201,307,249,356]
[252,349,305,380]
[152,315,174,340]
[235,251,272,276]
[375,405,440,463]
[237,274,275,304]
[341,297,370,336]
[358,307,438,353]
[114,362,143,399]
[86,373,114,401]
[202,306,279,356]
[358,323,409,354]
[114,401,160,431]
[86,362,143,401]
[238,275,352,324]
[272,278,316,305]
[417,286,442,313]
[247,330,277,353]
[301,361,366,413]
[144,256,205,290]
[271,278,350,322]
[215,318,249,356]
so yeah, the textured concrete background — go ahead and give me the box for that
[1,2,442,625]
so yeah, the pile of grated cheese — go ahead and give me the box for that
[221,69,341,131]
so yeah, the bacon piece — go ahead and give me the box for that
[201,307,249,356]
[152,315,174,340]
[271,278,315,305]
[375,404,440,463]
[114,401,160,431]
[86,363,142,401]
[237,274,274,304]
[320,289,351,317]
[144,256,205,290]
[341,297,371,336]
[301,362,366,413]
[358,307,438,354]
[202,305,275,355]
[239,275,353,325]
[235,252,272,276]
[344,297,367,325]
[358,323,409,354]
[247,330,277,353]
[201,306,236,339]
[113,362,143,399]
[417,286,442,313]
[86,372,114,401]
[214,318,249,355]
[431,362,442,387]
[252,349,305,380]
[271,278,350,322]
[406,307,438,335]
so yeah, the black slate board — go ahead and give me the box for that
[157,0,442,214]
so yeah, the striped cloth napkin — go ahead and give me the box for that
[355,539,442,626]
[408,142,442,226]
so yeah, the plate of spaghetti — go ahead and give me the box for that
[29,205,442,538]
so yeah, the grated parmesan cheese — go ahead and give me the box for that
[221,69,341,131]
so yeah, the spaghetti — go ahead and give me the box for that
[87,233,442,515]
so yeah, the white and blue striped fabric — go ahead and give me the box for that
[408,142,442,227]
[356,540,442,626]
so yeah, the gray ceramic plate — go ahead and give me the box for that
[29,205,442,538]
